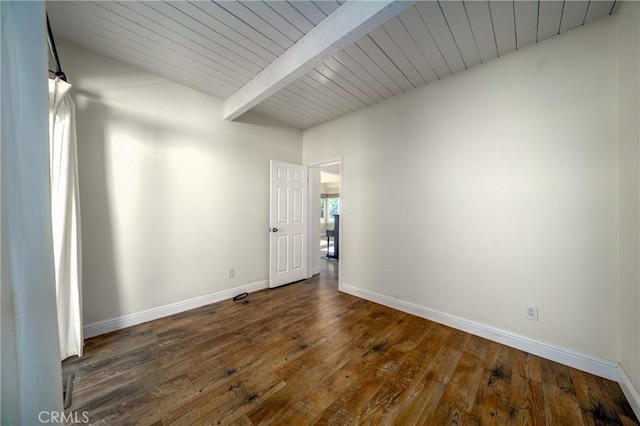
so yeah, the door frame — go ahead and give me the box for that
[306,156,343,290]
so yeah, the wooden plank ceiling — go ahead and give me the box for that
[47,1,619,129]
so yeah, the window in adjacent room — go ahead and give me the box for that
[321,194,340,222]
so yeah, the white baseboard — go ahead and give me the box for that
[312,266,321,275]
[84,280,269,339]
[618,364,640,420]
[340,282,618,381]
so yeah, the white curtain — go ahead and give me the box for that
[49,77,83,359]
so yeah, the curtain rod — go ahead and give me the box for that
[46,14,66,81]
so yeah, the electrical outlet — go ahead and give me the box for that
[227,268,234,279]
[526,304,538,321]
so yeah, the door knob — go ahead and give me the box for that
[271,228,278,232]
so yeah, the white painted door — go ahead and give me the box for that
[270,160,308,288]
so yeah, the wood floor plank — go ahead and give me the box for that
[394,329,470,424]
[511,349,544,382]
[279,362,360,423]
[509,374,546,425]
[62,262,639,425]
[246,306,396,423]
[543,381,585,425]
[429,400,481,426]
[572,368,627,425]
[352,324,435,422]
[471,342,512,424]
[300,313,419,424]
[439,335,491,413]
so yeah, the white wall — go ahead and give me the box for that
[617,1,640,398]
[304,16,619,361]
[321,182,340,194]
[1,2,64,422]
[57,42,302,325]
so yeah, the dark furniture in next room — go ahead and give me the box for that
[326,214,339,260]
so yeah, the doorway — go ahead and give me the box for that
[307,159,342,283]
[319,163,340,261]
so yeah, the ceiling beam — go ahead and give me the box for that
[223,0,414,121]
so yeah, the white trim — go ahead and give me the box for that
[306,164,315,280]
[223,1,412,120]
[312,266,321,275]
[306,156,343,168]
[83,280,269,338]
[340,282,619,381]
[618,364,640,419]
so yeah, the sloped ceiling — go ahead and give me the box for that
[47,1,619,129]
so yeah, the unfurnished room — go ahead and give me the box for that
[2,0,640,424]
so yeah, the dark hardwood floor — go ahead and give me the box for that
[63,261,638,425]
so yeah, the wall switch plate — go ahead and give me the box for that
[227,268,234,279]
[526,304,538,321]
